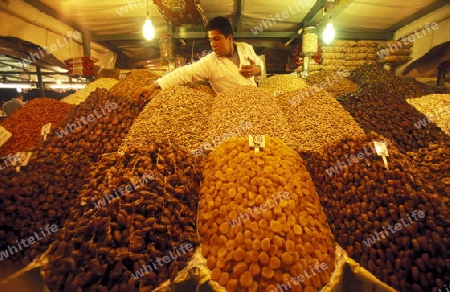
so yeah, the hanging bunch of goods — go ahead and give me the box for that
[65,56,99,76]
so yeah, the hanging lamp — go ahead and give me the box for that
[323,18,335,45]
[143,0,155,41]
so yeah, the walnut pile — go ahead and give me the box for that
[205,86,294,149]
[276,87,365,152]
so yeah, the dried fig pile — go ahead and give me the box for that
[199,136,336,292]
[44,88,145,161]
[0,89,145,274]
[303,132,450,292]
[406,141,450,207]
[338,83,449,152]
[44,141,201,291]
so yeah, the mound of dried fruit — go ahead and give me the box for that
[199,136,336,292]
[349,65,425,99]
[44,141,202,291]
[0,148,91,270]
[305,69,360,98]
[338,83,449,152]
[303,132,450,292]
[406,141,450,207]
[44,88,145,161]
[0,98,74,156]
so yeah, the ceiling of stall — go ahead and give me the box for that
[0,0,448,82]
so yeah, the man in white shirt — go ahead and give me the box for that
[135,16,264,99]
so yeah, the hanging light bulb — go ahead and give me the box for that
[143,1,155,40]
[143,18,155,40]
[323,18,335,45]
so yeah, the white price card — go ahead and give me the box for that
[41,123,51,139]
[13,152,32,172]
[249,135,266,152]
[373,140,389,170]
[0,126,12,148]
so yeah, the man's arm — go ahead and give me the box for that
[134,56,213,100]
[134,82,160,100]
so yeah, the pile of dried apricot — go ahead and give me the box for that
[199,136,336,292]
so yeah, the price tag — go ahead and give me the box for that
[373,141,389,170]
[12,152,32,172]
[0,126,12,148]
[41,123,51,141]
[274,91,284,97]
[249,135,266,152]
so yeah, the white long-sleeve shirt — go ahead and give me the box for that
[157,42,264,93]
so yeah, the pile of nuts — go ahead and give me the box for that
[120,85,214,153]
[44,141,201,291]
[199,136,336,292]
[406,141,450,207]
[276,88,365,152]
[44,88,145,161]
[206,86,293,148]
[305,70,360,98]
[0,98,74,156]
[109,70,161,100]
[338,83,449,152]
[407,94,450,135]
[303,132,450,292]
[180,81,216,96]
[61,78,119,105]
[349,65,425,99]
[259,74,308,94]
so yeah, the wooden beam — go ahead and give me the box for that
[300,0,329,27]
[386,0,449,33]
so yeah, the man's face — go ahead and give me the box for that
[207,30,233,57]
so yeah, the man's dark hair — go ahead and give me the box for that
[206,16,233,37]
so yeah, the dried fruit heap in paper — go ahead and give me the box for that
[44,141,201,291]
[304,132,450,292]
[199,136,336,292]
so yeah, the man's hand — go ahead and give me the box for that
[239,57,261,79]
[134,82,159,100]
